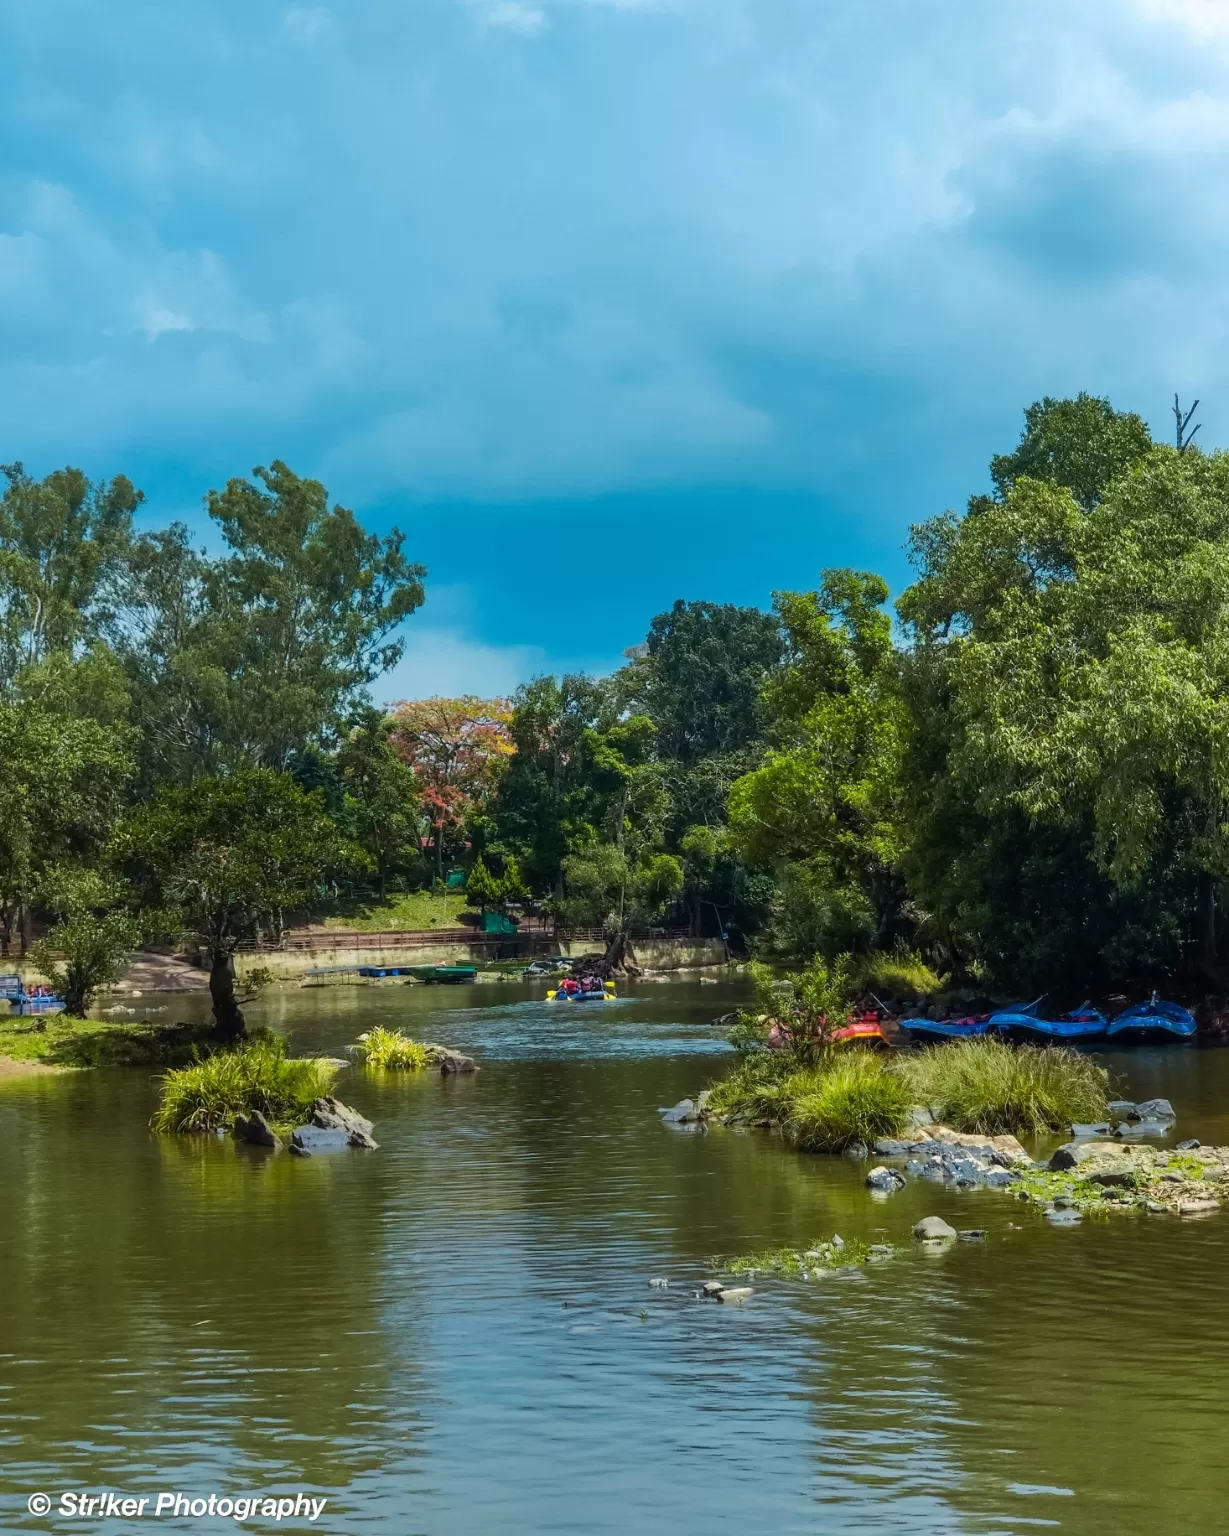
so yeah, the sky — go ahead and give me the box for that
[4,0,1229,699]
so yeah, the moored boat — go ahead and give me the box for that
[407,964,478,985]
[829,1011,890,1047]
[990,998,1107,1043]
[1106,998,1197,1043]
[899,1013,993,1044]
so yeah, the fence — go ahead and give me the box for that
[231,924,693,954]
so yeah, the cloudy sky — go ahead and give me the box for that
[3,0,1228,696]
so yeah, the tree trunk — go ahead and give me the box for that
[209,950,247,1041]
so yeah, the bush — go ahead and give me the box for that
[152,1034,338,1133]
[782,1052,911,1151]
[893,1036,1109,1135]
[351,1026,432,1070]
[848,947,944,1002]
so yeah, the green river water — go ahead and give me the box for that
[3,978,1229,1534]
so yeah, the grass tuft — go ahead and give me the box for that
[893,1036,1109,1135]
[848,947,944,1001]
[152,1033,338,1133]
[782,1051,912,1151]
[715,1237,893,1276]
[351,1026,432,1070]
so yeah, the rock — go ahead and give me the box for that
[701,1280,726,1297]
[1107,1099,1138,1117]
[310,1096,379,1148]
[958,1229,987,1241]
[1178,1198,1220,1217]
[1071,1122,1112,1138]
[291,1126,352,1152]
[427,1046,479,1074]
[1046,1207,1083,1225]
[912,1216,957,1241]
[1146,1199,1168,1213]
[830,1234,845,1249]
[914,1125,1031,1165]
[232,1110,281,1149]
[1134,1098,1176,1124]
[983,1169,1016,1189]
[872,1139,910,1157]
[660,1099,697,1124]
[906,1104,937,1129]
[843,1141,869,1161]
[648,1277,669,1288]
[866,1165,907,1192]
[288,1143,311,1158]
[1050,1140,1100,1171]
[921,1157,948,1182]
[1177,1139,1202,1151]
[1088,1164,1142,1188]
[716,1286,753,1303]
[905,1159,924,1175]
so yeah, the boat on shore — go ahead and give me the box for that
[829,1011,890,1047]
[1107,999,1197,1043]
[407,965,478,985]
[990,999,1107,1043]
[899,1013,993,1044]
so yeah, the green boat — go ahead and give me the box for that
[408,964,478,985]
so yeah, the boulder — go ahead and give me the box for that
[912,1216,957,1241]
[1177,1139,1202,1151]
[1071,1122,1112,1138]
[1134,1097,1176,1124]
[843,1141,869,1161]
[914,1125,1030,1165]
[701,1279,726,1297]
[872,1139,910,1157]
[906,1104,937,1129]
[1107,1099,1138,1117]
[233,1111,281,1149]
[660,1099,697,1124]
[1046,1207,1083,1225]
[1116,1119,1172,1139]
[866,1165,907,1193]
[1178,1197,1220,1217]
[428,1047,478,1074]
[291,1126,351,1152]
[958,1229,988,1241]
[716,1286,753,1303]
[920,1158,948,1182]
[310,1096,379,1149]
[288,1143,311,1158]
[982,1169,1017,1189]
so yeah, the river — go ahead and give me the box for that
[3,978,1229,1534]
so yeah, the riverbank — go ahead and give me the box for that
[0,1011,212,1068]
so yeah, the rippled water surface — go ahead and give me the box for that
[4,978,1229,1534]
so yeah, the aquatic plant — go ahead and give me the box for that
[351,1026,432,1070]
[715,1236,893,1276]
[782,1051,912,1151]
[893,1036,1109,1135]
[152,1033,337,1133]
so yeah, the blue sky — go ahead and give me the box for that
[3,0,1229,698]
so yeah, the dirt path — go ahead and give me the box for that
[0,1057,66,1079]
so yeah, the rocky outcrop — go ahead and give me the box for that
[233,1110,281,1149]
[866,1165,907,1193]
[913,1216,957,1241]
[289,1096,379,1151]
[425,1046,478,1074]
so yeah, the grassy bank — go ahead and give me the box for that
[152,1034,338,1133]
[0,1012,212,1069]
[316,890,470,932]
[707,1036,1110,1149]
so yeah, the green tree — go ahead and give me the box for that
[987,393,1153,513]
[727,571,905,959]
[30,873,142,1018]
[464,855,503,912]
[335,708,419,898]
[0,462,142,684]
[114,770,363,1039]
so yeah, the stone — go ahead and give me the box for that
[983,1169,1017,1189]
[1088,1165,1143,1188]
[232,1110,281,1149]
[872,1139,910,1157]
[906,1104,937,1129]
[921,1158,948,1182]
[905,1159,924,1175]
[1046,1207,1083,1225]
[830,1234,845,1249]
[1134,1097,1176,1124]
[310,1096,379,1149]
[288,1143,311,1158]
[843,1141,869,1161]
[1107,1099,1138,1117]
[649,1277,669,1288]
[1178,1198,1220,1217]
[1071,1122,1112,1138]
[716,1286,753,1303]
[660,1099,697,1124]
[912,1216,957,1241]
[866,1165,907,1192]
[958,1229,987,1241]
[914,1125,1031,1165]
[291,1126,351,1152]
[1177,1139,1202,1151]
[428,1047,479,1074]
[1146,1199,1168,1213]
[701,1279,726,1297]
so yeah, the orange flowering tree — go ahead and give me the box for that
[389,696,514,880]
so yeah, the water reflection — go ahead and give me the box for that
[2,982,1229,1532]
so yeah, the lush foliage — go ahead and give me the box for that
[894,1038,1109,1135]
[351,1026,432,1070]
[152,1034,338,1133]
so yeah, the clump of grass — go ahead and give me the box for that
[715,1236,893,1276]
[892,1036,1109,1135]
[704,1051,794,1121]
[351,1026,432,1070]
[152,1034,338,1133]
[849,947,944,1001]
[782,1051,911,1151]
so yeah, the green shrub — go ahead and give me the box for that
[351,1026,432,1070]
[892,1036,1109,1134]
[705,1051,796,1120]
[152,1034,338,1133]
[848,947,944,1001]
[782,1051,911,1151]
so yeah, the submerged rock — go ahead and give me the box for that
[912,1216,957,1241]
[648,1277,669,1288]
[701,1279,726,1297]
[866,1165,907,1193]
[291,1126,351,1151]
[428,1047,478,1075]
[716,1286,753,1304]
[958,1229,988,1242]
[660,1099,696,1124]
[232,1110,281,1149]
[843,1141,869,1161]
[1071,1122,1112,1138]
[1046,1207,1083,1226]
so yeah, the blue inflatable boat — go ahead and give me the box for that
[989,998,1108,1043]
[899,1013,994,1044]
[1106,999,1197,1043]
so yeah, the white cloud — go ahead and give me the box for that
[376,627,548,702]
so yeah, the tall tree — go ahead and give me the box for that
[335,708,420,897]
